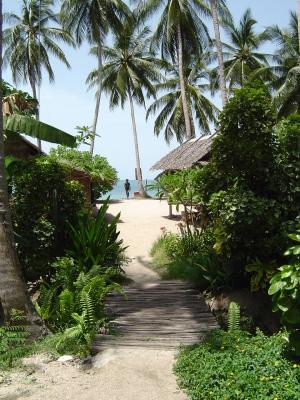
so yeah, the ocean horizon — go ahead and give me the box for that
[102,179,157,200]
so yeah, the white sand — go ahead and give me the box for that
[0,200,187,400]
[108,199,182,283]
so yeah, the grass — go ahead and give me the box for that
[175,329,300,400]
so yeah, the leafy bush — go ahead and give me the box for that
[67,200,125,273]
[209,186,285,265]
[175,329,300,400]
[0,310,30,369]
[37,257,121,355]
[49,146,118,200]
[36,202,125,355]
[268,221,300,356]
[196,85,299,283]
[11,157,85,281]
[150,228,230,289]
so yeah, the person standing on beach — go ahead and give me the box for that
[124,179,131,199]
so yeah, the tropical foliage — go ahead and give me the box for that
[3,0,73,97]
[36,202,125,355]
[267,12,300,117]
[10,157,85,281]
[269,220,300,356]
[175,329,300,400]
[211,9,270,91]
[134,0,211,140]
[147,58,218,143]
[87,19,161,194]
[49,146,118,198]
[60,0,129,154]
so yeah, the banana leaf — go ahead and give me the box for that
[4,114,76,147]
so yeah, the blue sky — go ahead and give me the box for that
[3,0,296,179]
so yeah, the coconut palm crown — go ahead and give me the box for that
[60,0,130,155]
[87,20,161,195]
[133,0,211,140]
[3,0,73,97]
[265,12,300,117]
[147,58,219,144]
[212,8,270,91]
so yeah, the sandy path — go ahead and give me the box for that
[108,199,181,283]
[1,200,187,400]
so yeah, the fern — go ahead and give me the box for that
[228,302,241,333]
[0,310,30,368]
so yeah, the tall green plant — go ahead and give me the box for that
[134,0,211,140]
[67,200,125,272]
[60,0,129,155]
[11,157,85,281]
[147,58,218,143]
[211,9,270,90]
[3,0,74,150]
[87,19,161,195]
[268,221,300,356]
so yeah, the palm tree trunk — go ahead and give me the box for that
[128,89,146,197]
[29,77,42,151]
[177,23,194,140]
[0,2,43,335]
[297,0,300,55]
[90,43,103,156]
[241,61,245,86]
[210,0,227,106]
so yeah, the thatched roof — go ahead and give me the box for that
[151,136,212,171]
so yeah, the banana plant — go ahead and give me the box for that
[4,114,76,147]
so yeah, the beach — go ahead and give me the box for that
[108,198,182,282]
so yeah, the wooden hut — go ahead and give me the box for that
[151,136,212,172]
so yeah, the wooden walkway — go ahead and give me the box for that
[93,281,218,351]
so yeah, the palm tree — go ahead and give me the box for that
[61,0,129,155]
[297,0,300,53]
[0,0,43,334]
[212,9,269,91]
[147,58,218,144]
[205,0,231,106]
[87,21,161,196]
[3,0,73,149]
[262,12,300,116]
[134,0,211,140]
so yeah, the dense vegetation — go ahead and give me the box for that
[1,4,300,400]
[152,85,300,361]
[176,329,300,400]
[49,146,118,199]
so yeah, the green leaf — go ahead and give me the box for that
[268,281,286,295]
[4,115,76,147]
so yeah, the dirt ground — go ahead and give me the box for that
[0,200,187,400]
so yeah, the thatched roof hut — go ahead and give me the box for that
[151,136,212,172]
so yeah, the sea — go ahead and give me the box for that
[102,179,157,200]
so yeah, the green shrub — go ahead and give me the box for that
[0,310,30,369]
[37,258,121,355]
[11,157,85,281]
[268,221,300,356]
[209,186,285,266]
[175,329,300,400]
[150,229,231,289]
[49,146,118,200]
[67,200,125,273]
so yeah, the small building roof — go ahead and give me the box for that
[151,136,212,171]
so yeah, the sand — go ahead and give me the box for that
[0,199,187,400]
